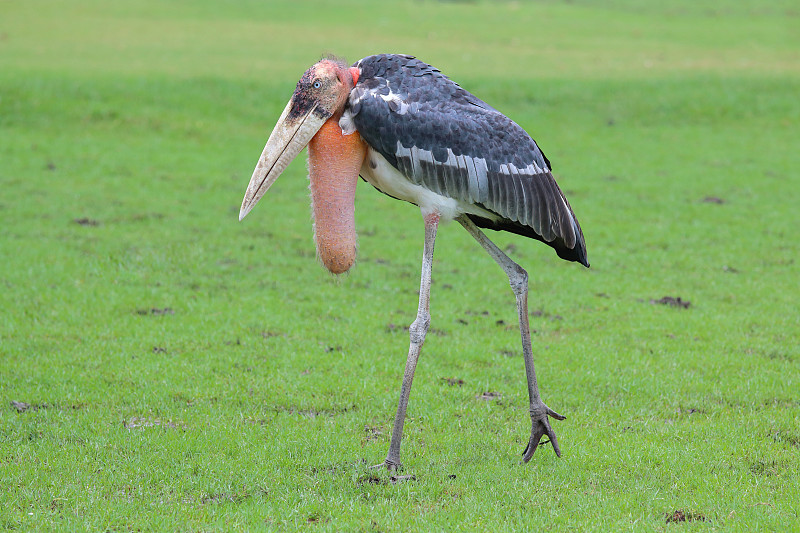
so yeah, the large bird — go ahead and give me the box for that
[239,54,588,470]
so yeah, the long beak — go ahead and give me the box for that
[239,100,328,221]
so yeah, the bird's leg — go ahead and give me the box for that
[374,212,439,472]
[457,216,566,462]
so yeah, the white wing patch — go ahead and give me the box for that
[394,141,491,205]
[379,91,409,115]
[361,146,498,223]
[498,161,547,175]
[340,78,408,135]
[366,138,568,239]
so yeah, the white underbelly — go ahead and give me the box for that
[360,147,498,222]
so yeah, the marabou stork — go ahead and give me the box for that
[239,54,588,470]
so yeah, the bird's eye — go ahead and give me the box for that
[312,81,321,89]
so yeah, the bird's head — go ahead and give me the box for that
[239,58,359,222]
[239,57,366,275]
[290,59,355,123]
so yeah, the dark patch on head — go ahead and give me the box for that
[312,106,332,120]
[288,59,351,121]
[288,75,320,121]
[289,69,329,121]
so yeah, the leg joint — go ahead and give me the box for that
[508,265,528,297]
[529,403,546,417]
[408,312,431,345]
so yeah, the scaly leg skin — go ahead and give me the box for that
[457,216,566,462]
[515,281,567,462]
[372,211,439,472]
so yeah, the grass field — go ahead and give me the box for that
[2,0,799,530]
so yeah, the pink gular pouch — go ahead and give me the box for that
[307,117,366,275]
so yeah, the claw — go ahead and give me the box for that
[521,403,566,463]
[369,460,401,472]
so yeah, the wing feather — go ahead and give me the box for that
[511,165,527,227]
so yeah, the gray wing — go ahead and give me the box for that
[346,54,587,266]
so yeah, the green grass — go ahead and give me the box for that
[1,0,799,530]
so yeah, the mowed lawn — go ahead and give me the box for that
[1,0,799,530]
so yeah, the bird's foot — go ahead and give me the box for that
[521,402,566,462]
[369,459,401,472]
[367,460,414,482]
